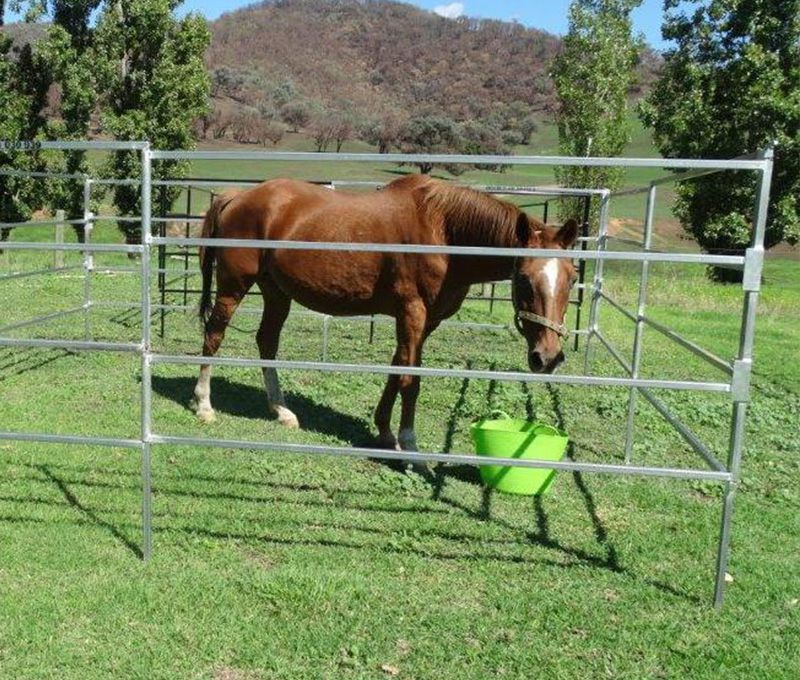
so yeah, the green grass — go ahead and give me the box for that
[0,216,798,679]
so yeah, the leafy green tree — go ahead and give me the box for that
[40,20,98,240]
[3,1,208,245]
[518,115,538,145]
[400,115,464,174]
[552,0,643,224]
[93,0,210,244]
[461,119,510,171]
[2,3,100,241]
[0,22,52,249]
[640,0,800,280]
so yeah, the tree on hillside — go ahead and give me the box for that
[93,0,210,245]
[310,110,336,152]
[551,0,643,224]
[640,0,800,280]
[400,115,463,174]
[331,111,355,153]
[259,120,285,146]
[461,119,510,171]
[231,107,261,143]
[362,110,407,154]
[281,101,311,133]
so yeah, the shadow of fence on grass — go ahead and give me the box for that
[0,456,697,602]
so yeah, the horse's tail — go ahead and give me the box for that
[198,192,235,327]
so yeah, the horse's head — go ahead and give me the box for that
[511,215,580,373]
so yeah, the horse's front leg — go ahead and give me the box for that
[257,286,298,428]
[374,299,428,451]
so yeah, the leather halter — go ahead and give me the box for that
[511,261,571,339]
[514,309,570,339]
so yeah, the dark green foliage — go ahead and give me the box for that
[38,20,97,240]
[641,0,800,278]
[93,1,210,244]
[400,115,464,174]
[0,27,51,247]
[2,1,210,244]
[552,0,643,225]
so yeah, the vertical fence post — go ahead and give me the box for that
[583,190,611,374]
[572,195,591,351]
[624,184,657,463]
[82,180,93,341]
[183,187,192,310]
[158,185,167,339]
[54,210,65,269]
[714,147,772,609]
[322,315,331,362]
[140,145,153,561]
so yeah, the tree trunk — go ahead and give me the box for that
[708,262,745,284]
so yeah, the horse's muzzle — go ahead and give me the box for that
[529,350,565,374]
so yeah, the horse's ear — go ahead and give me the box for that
[557,218,580,249]
[516,212,542,246]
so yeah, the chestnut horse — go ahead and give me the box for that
[193,174,578,451]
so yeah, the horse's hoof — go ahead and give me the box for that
[275,407,300,429]
[197,408,216,424]
[376,434,398,450]
[406,462,431,479]
[398,428,418,452]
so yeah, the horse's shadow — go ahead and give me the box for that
[151,375,375,446]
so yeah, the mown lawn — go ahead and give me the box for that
[0,186,798,679]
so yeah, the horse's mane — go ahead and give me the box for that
[420,180,520,248]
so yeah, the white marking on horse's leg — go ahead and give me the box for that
[262,367,299,429]
[193,365,216,422]
[542,258,559,298]
[398,427,417,451]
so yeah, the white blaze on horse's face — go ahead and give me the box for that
[541,258,559,298]
[512,219,580,374]
[514,256,576,373]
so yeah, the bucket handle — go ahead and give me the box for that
[487,409,513,421]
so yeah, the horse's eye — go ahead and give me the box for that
[515,274,534,297]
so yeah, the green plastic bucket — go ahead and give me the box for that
[470,412,568,495]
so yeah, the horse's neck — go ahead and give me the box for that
[444,217,517,284]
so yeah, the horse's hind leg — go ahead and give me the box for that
[193,290,247,422]
[374,299,428,451]
[257,285,298,428]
